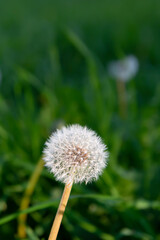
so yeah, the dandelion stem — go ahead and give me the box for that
[116,79,127,119]
[48,183,72,240]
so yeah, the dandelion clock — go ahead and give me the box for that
[108,55,139,82]
[108,55,139,119]
[43,124,109,240]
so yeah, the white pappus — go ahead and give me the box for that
[43,124,108,184]
[108,55,139,82]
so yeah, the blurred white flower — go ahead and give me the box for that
[108,55,139,82]
[43,124,108,184]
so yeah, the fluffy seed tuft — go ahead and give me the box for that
[108,55,139,82]
[43,124,108,184]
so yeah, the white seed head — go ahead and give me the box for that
[108,55,139,82]
[43,124,108,184]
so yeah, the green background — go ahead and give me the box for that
[0,0,160,239]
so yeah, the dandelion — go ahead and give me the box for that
[108,55,139,119]
[108,55,139,82]
[43,124,108,240]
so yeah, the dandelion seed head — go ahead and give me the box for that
[108,55,139,82]
[43,124,108,184]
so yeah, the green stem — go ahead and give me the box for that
[17,158,44,238]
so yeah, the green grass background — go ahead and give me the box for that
[0,0,160,239]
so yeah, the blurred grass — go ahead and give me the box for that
[0,0,160,239]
